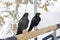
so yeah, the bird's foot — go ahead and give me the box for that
[23,30,28,34]
[36,29,39,31]
[35,29,39,31]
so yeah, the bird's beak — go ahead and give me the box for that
[39,13,42,16]
[40,13,42,15]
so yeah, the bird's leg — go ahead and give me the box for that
[23,29,28,34]
[34,26,39,31]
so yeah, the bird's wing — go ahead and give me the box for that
[17,18,29,35]
[28,17,36,32]
[18,17,29,30]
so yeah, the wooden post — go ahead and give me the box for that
[52,30,57,40]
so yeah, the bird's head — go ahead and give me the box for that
[36,13,41,16]
[23,12,29,17]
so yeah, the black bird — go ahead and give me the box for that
[16,13,29,35]
[28,13,41,32]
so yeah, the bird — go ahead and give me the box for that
[16,13,29,35]
[28,13,41,32]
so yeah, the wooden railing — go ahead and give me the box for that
[15,24,60,40]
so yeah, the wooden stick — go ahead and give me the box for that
[15,25,58,40]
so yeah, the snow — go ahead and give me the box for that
[0,0,60,40]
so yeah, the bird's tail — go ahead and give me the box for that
[16,30,22,35]
[28,25,34,32]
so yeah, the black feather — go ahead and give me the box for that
[28,13,41,32]
[16,13,29,35]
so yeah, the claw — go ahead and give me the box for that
[23,30,28,34]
